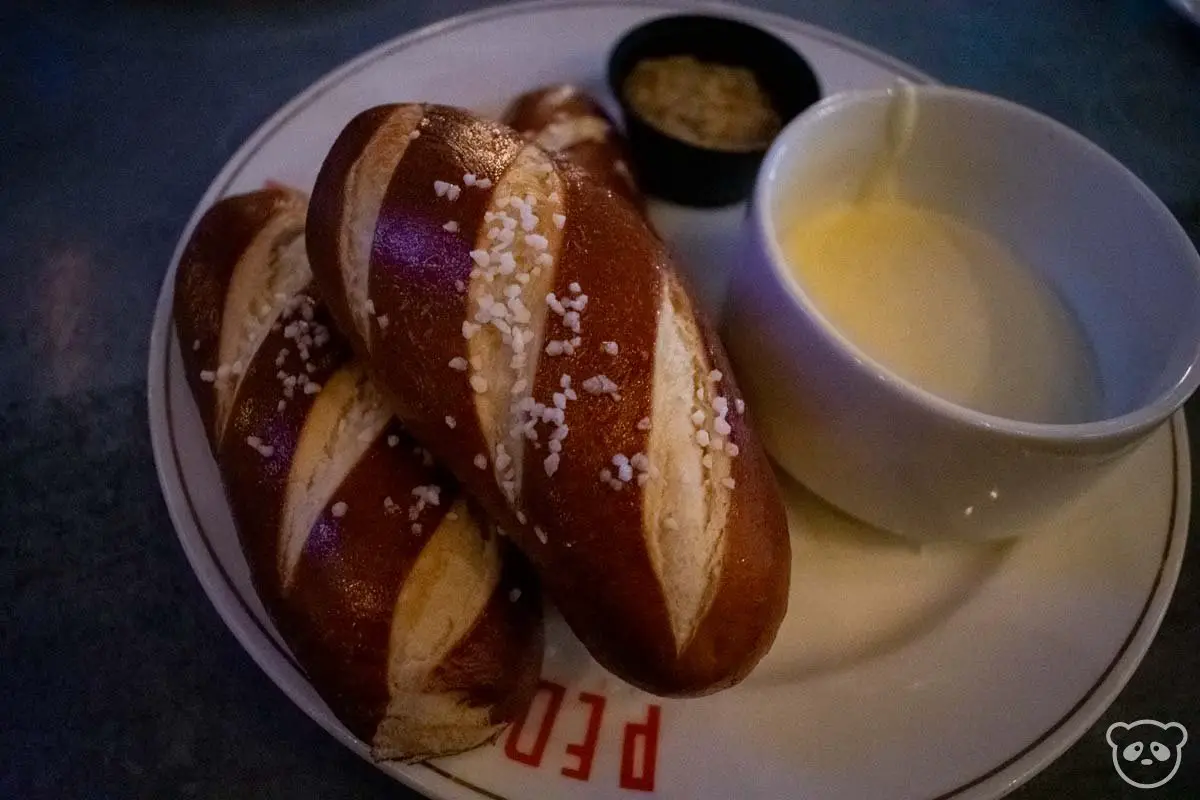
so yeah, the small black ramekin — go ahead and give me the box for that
[607,14,822,207]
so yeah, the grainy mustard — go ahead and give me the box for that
[623,55,781,151]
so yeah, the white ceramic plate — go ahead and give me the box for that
[147,2,1190,798]
[1167,0,1200,26]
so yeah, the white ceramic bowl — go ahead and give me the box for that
[724,85,1200,540]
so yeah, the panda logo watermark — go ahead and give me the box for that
[1105,719,1188,789]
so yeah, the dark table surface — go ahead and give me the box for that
[3,1,1199,798]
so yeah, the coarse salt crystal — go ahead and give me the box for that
[387,435,400,447]
[553,213,566,229]
[446,185,461,201]
[526,233,548,250]
[470,374,489,394]
[721,477,737,490]
[710,370,723,382]
[727,443,740,457]
[476,177,492,189]
[199,370,216,383]
[636,417,651,431]
[449,356,468,371]
[331,501,348,518]
[582,375,618,395]
[696,429,711,446]
[691,409,705,426]
[408,129,420,140]
[469,249,491,268]
[544,453,560,477]
[463,173,477,186]
[509,588,522,602]
[714,418,732,436]
[735,398,746,414]
[443,220,459,232]
[434,180,451,197]
[602,341,618,355]
[412,485,441,506]
[474,454,488,469]
[445,415,457,429]
[304,382,321,395]
[534,526,548,544]
[377,314,389,329]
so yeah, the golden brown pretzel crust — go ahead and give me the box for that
[174,188,543,760]
[502,84,644,209]
[308,105,790,696]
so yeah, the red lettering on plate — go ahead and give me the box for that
[561,692,607,781]
[619,704,661,791]
[504,680,566,767]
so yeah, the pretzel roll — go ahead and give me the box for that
[174,187,543,762]
[307,105,790,697]
[502,84,643,208]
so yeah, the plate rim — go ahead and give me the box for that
[146,1,1191,798]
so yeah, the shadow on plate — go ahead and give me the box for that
[744,466,1013,688]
